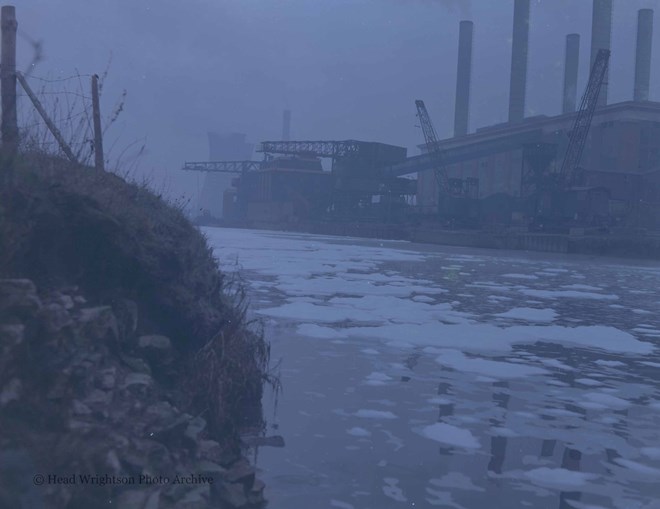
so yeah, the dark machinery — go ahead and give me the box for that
[559,49,611,188]
[415,100,479,225]
[183,161,261,173]
[183,139,411,224]
[527,49,611,231]
[415,100,478,198]
[257,140,410,220]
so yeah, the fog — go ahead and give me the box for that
[17,0,660,202]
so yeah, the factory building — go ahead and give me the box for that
[234,156,332,223]
[417,1,660,226]
[187,0,658,234]
[418,101,660,201]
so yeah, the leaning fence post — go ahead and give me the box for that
[16,71,78,165]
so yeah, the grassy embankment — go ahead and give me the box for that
[0,152,272,508]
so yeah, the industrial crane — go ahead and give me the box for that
[529,48,611,231]
[559,48,610,187]
[415,100,450,192]
[415,100,478,199]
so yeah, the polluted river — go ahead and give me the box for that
[204,227,660,509]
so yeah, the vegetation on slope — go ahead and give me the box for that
[0,153,271,508]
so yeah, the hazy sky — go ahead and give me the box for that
[16,0,660,202]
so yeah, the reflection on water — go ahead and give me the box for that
[204,228,660,509]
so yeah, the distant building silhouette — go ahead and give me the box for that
[198,132,254,219]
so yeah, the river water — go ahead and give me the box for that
[203,227,660,509]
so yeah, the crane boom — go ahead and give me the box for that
[415,100,450,193]
[559,49,610,186]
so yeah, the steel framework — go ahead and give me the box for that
[182,161,261,173]
[415,100,478,199]
[415,100,449,192]
[257,140,362,159]
[559,49,610,186]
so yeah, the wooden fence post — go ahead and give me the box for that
[91,74,104,171]
[1,5,18,158]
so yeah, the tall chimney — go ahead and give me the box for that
[590,0,612,107]
[562,34,580,114]
[454,20,473,137]
[634,9,654,102]
[508,0,530,123]
[282,109,291,141]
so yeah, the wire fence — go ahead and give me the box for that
[17,69,129,169]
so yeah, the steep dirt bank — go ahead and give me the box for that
[0,155,271,508]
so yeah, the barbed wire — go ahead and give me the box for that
[25,73,95,83]
[30,90,92,100]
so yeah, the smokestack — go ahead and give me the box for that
[508,0,530,123]
[454,20,473,137]
[590,0,612,107]
[562,34,580,114]
[634,9,654,102]
[282,109,291,141]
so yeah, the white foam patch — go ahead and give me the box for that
[262,295,467,327]
[330,500,355,509]
[519,289,618,300]
[575,378,603,387]
[419,422,480,449]
[428,397,452,405]
[595,360,626,367]
[539,358,574,370]
[495,307,557,322]
[429,472,484,492]
[354,409,397,419]
[490,427,519,438]
[583,392,631,410]
[634,328,660,336]
[523,467,598,489]
[347,427,371,437]
[502,273,539,280]
[381,429,404,451]
[297,323,345,338]
[640,447,660,460]
[382,478,407,503]
[346,323,652,355]
[364,372,393,386]
[614,458,660,476]
[260,302,363,323]
[488,295,512,302]
[425,488,465,508]
[434,349,548,378]
[561,284,602,291]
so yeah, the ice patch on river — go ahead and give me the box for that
[419,423,481,449]
[522,467,598,490]
[433,349,548,378]
[494,307,557,322]
[203,228,660,509]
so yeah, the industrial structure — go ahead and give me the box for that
[185,1,660,239]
